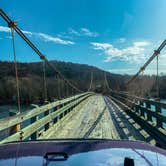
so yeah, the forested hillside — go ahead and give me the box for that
[0,61,126,104]
[0,60,166,105]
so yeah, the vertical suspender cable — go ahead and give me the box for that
[126,40,166,85]
[73,88,76,107]
[88,71,93,91]
[156,55,159,100]
[104,72,112,92]
[141,70,144,97]
[61,77,63,99]
[57,75,61,99]
[62,79,64,98]
[42,60,47,101]
[0,9,83,94]
[104,72,107,91]
[11,27,21,114]
[66,81,69,97]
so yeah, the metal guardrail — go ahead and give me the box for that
[110,91,166,148]
[0,92,93,144]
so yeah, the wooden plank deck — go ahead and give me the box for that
[39,95,156,146]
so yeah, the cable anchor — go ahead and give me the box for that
[8,21,17,28]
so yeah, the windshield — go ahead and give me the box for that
[0,0,166,160]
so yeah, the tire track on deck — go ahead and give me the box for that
[83,106,106,138]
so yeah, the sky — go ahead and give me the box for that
[0,0,166,75]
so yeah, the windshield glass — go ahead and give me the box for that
[0,0,166,158]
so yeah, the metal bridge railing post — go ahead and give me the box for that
[135,104,139,114]
[155,104,163,128]
[139,101,145,118]
[145,101,152,122]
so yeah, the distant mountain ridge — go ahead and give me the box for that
[0,60,166,104]
[0,60,126,104]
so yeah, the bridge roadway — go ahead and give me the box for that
[39,95,156,145]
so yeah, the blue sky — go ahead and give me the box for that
[0,0,166,75]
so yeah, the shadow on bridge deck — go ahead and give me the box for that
[105,97,156,145]
[38,94,157,147]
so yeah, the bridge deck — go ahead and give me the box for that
[39,95,155,145]
[105,97,155,144]
[39,95,117,139]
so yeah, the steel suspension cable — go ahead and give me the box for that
[104,72,112,92]
[0,8,83,93]
[42,60,47,101]
[66,81,69,97]
[156,55,160,99]
[57,75,61,99]
[126,40,166,85]
[10,27,21,114]
[88,71,93,91]
[61,78,63,99]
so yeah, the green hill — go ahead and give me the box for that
[0,60,126,104]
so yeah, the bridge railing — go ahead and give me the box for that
[110,91,166,148]
[0,92,93,144]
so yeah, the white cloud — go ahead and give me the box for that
[133,41,150,47]
[68,28,81,36]
[57,33,73,40]
[0,26,10,32]
[0,26,74,45]
[68,27,99,37]
[159,54,166,66]
[91,43,113,50]
[38,33,74,45]
[107,55,166,75]
[6,36,12,39]
[80,28,98,37]
[91,41,150,63]
[22,30,33,35]
[109,68,135,74]
[0,26,32,35]
[118,38,126,43]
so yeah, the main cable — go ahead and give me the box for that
[0,8,83,93]
[126,40,166,85]
[10,27,21,114]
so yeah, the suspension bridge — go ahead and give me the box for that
[0,9,166,149]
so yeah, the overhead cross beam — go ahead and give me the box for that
[0,8,82,93]
[126,40,166,85]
